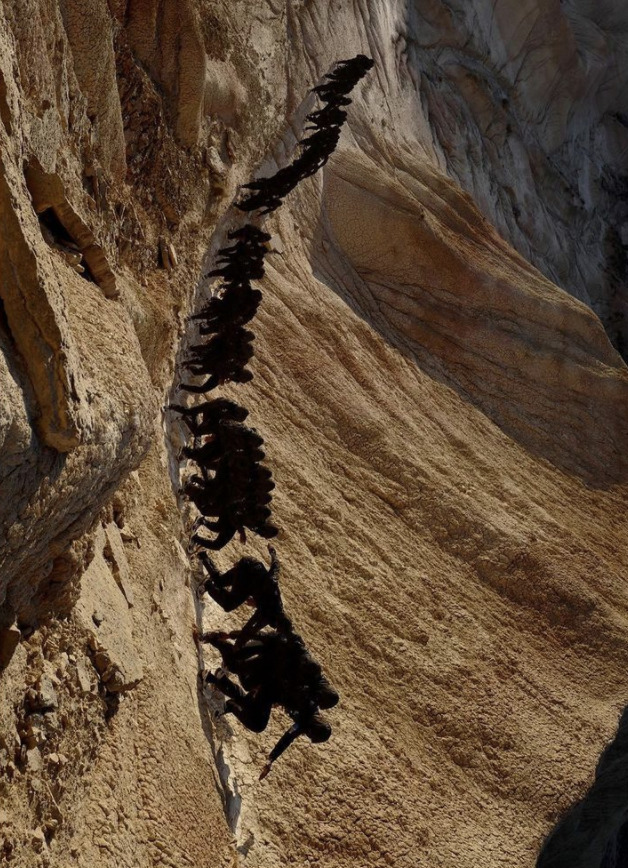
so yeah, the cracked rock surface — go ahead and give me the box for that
[0,1,627,867]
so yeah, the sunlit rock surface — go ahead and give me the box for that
[0,1,627,866]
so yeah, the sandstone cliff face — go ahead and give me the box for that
[0,2,627,867]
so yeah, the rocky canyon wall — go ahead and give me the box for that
[0,2,627,867]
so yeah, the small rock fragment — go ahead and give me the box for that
[104,524,135,607]
[0,623,21,670]
[159,237,171,270]
[31,828,46,852]
[36,676,58,711]
[26,748,43,772]
[76,659,96,694]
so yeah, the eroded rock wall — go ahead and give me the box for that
[0,1,627,867]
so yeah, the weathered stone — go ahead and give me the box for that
[75,547,142,693]
[26,748,43,773]
[31,828,46,852]
[24,160,119,299]
[104,523,134,608]
[34,676,58,711]
[0,623,20,670]
[0,3,627,868]
[75,658,97,695]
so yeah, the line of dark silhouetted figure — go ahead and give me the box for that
[195,547,339,779]
[169,55,373,778]
[173,222,278,549]
[236,54,374,215]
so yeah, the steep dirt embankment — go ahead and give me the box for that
[186,144,628,868]
[0,1,286,864]
[1,1,627,867]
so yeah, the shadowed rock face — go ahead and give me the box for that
[406,0,628,356]
[287,0,628,355]
[321,147,628,484]
[537,706,628,868]
[0,1,627,867]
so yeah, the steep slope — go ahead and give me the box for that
[186,145,628,868]
[0,1,627,867]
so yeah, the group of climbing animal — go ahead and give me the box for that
[170,54,374,780]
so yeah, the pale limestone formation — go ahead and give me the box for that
[75,526,143,693]
[125,0,210,146]
[0,1,626,867]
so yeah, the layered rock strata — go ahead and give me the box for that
[0,1,627,867]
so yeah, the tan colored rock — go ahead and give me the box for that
[75,546,143,693]
[323,147,628,483]
[204,58,246,127]
[26,748,43,774]
[0,1,628,867]
[0,149,83,452]
[0,624,20,671]
[57,0,126,181]
[103,523,134,608]
[126,0,208,146]
[24,159,118,298]
[30,828,46,852]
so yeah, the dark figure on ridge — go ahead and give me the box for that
[168,398,249,435]
[196,545,290,645]
[180,415,277,548]
[201,629,338,778]
[181,367,254,395]
[194,286,263,334]
[236,54,373,215]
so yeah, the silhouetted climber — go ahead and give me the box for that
[259,707,331,780]
[190,284,261,319]
[205,630,339,712]
[187,462,273,499]
[196,546,290,645]
[236,54,373,215]
[185,328,255,375]
[206,668,331,780]
[186,479,274,518]
[185,469,271,515]
[181,420,273,530]
[206,260,266,281]
[195,287,263,333]
[181,367,254,394]
[201,630,337,776]
[182,421,274,502]
[168,398,249,435]
[182,424,263,465]
[187,328,255,357]
[192,514,279,550]
[189,460,278,545]
[305,104,348,131]
[194,499,273,531]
